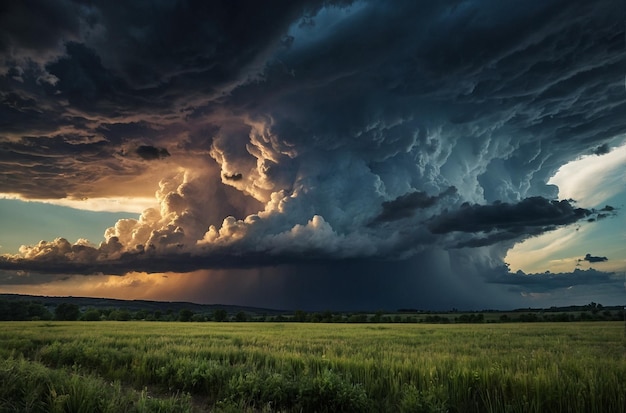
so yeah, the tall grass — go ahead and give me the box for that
[0,356,193,413]
[1,321,624,412]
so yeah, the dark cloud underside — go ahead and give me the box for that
[135,145,170,161]
[583,253,608,263]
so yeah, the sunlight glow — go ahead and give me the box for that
[548,141,626,208]
[506,141,626,274]
[0,193,156,213]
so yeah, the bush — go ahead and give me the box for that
[399,384,448,413]
[300,369,370,412]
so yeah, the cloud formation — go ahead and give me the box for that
[370,186,457,225]
[135,145,170,161]
[583,253,608,263]
[428,197,592,248]
[0,0,624,307]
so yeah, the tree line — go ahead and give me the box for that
[0,299,623,323]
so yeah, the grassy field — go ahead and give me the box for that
[1,321,625,412]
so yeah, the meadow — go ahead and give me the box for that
[0,321,625,412]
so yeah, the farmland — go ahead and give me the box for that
[1,321,625,412]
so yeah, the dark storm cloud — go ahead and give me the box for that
[371,186,457,225]
[583,253,608,263]
[223,173,243,181]
[0,0,351,198]
[0,249,526,311]
[490,268,620,293]
[593,144,610,156]
[0,0,624,309]
[135,145,170,161]
[0,0,82,61]
[3,0,623,201]
[429,197,590,235]
[44,42,139,111]
[0,135,112,199]
[587,205,618,222]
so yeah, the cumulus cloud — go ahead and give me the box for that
[0,0,624,307]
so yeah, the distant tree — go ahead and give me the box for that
[348,314,367,323]
[191,313,207,322]
[588,302,602,314]
[55,303,80,321]
[81,308,101,321]
[0,301,8,320]
[178,309,194,322]
[213,309,228,322]
[118,309,132,321]
[235,311,248,322]
[370,310,384,323]
[109,309,132,321]
[7,301,29,320]
[293,310,308,322]
[519,313,539,322]
[134,310,148,320]
[321,310,333,323]
[27,302,52,320]
[332,314,344,323]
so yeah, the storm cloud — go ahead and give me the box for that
[0,0,624,308]
[135,145,170,161]
[427,197,594,248]
[583,253,608,263]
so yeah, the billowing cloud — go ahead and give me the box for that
[0,0,624,307]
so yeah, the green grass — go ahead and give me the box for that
[1,321,625,412]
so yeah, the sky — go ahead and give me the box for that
[0,0,624,311]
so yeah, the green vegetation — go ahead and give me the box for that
[0,357,192,413]
[1,296,623,324]
[1,321,625,412]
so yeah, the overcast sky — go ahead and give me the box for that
[0,0,624,310]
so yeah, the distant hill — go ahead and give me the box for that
[0,294,288,316]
